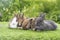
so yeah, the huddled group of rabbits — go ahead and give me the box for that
[9,12,57,31]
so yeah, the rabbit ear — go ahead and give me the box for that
[21,13,24,18]
[40,12,46,19]
[40,12,45,17]
[14,13,18,17]
[19,13,24,19]
[39,12,46,21]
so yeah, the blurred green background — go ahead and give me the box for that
[0,0,60,23]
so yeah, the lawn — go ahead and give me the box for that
[0,22,60,40]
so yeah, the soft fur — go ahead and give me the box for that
[9,14,18,28]
[34,13,57,31]
[17,13,31,30]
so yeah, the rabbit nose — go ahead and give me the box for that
[17,23,22,27]
[19,24,22,27]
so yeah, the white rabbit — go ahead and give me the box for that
[9,17,18,28]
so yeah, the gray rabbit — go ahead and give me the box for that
[34,13,57,31]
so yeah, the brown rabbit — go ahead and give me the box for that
[17,13,32,30]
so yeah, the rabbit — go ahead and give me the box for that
[34,13,57,31]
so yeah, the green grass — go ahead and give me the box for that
[0,22,60,40]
